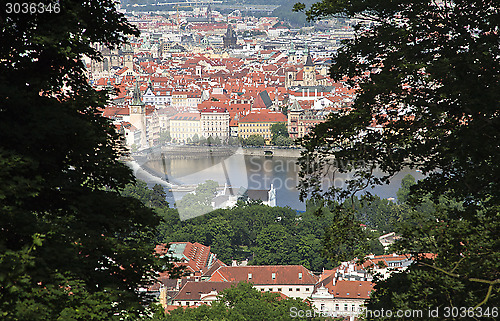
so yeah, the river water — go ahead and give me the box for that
[132,151,425,211]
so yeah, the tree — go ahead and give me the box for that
[396,174,416,204]
[244,134,266,146]
[160,129,171,144]
[154,282,326,321]
[295,0,499,316]
[251,225,297,265]
[270,122,289,144]
[275,135,294,146]
[0,2,179,319]
[191,133,200,144]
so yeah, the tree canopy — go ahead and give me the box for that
[0,2,178,319]
[295,0,499,316]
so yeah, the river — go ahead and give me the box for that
[131,149,425,211]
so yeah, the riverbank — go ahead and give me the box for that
[238,147,303,158]
[134,146,304,160]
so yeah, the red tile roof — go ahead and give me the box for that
[239,109,287,123]
[329,280,373,300]
[208,265,318,285]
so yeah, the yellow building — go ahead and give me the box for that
[238,109,287,143]
[170,112,201,143]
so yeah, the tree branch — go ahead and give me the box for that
[418,261,500,307]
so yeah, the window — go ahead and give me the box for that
[277,288,282,291]
[298,272,302,279]
[296,288,300,291]
[335,304,339,311]
[272,273,276,279]
[306,288,309,291]
[344,304,348,311]
[248,273,252,280]
[352,305,356,311]
[269,288,273,292]
[289,288,293,291]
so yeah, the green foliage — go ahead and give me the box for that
[0,1,183,318]
[154,282,326,321]
[155,203,336,271]
[396,174,416,204]
[271,122,294,146]
[298,0,500,316]
[242,134,266,146]
[174,180,218,220]
[160,130,171,144]
[121,181,168,208]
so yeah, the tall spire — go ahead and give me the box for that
[132,81,144,106]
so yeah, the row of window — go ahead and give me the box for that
[240,123,273,127]
[259,287,310,292]
[241,134,271,139]
[333,304,358,312]
[241,128,270,133]
[171,127,199,132]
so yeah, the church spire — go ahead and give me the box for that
[305,51,314,67]
[132,81,144,106]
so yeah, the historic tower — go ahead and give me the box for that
[303,51,316,87]
[122,44,134,71]
[129,82,148,148]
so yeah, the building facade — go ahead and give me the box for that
[238,109,287,143]
[200,106,230,141]
[170,112,201,143]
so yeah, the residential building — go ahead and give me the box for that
[238,109,287,143]
[208,265,319,300]
[170,281,237,307]
[287,100,330,139]
[143,82,172,107]
[200,106,230,141]
[170,112,201,143]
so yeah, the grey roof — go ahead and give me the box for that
[259,91,273,108]
[247,190,269,202]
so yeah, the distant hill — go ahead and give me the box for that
[121,0,318,27]
[271,0,317,28]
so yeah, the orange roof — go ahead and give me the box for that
[329,280,374,299]
[208,265,318,285]
[239,109,287,123]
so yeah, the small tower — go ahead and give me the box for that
[129,82,148,148]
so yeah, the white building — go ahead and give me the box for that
[200,106,230,141]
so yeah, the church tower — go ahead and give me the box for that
[122,44,134,71]
[303,50,316,87]
[129,82,148,148]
